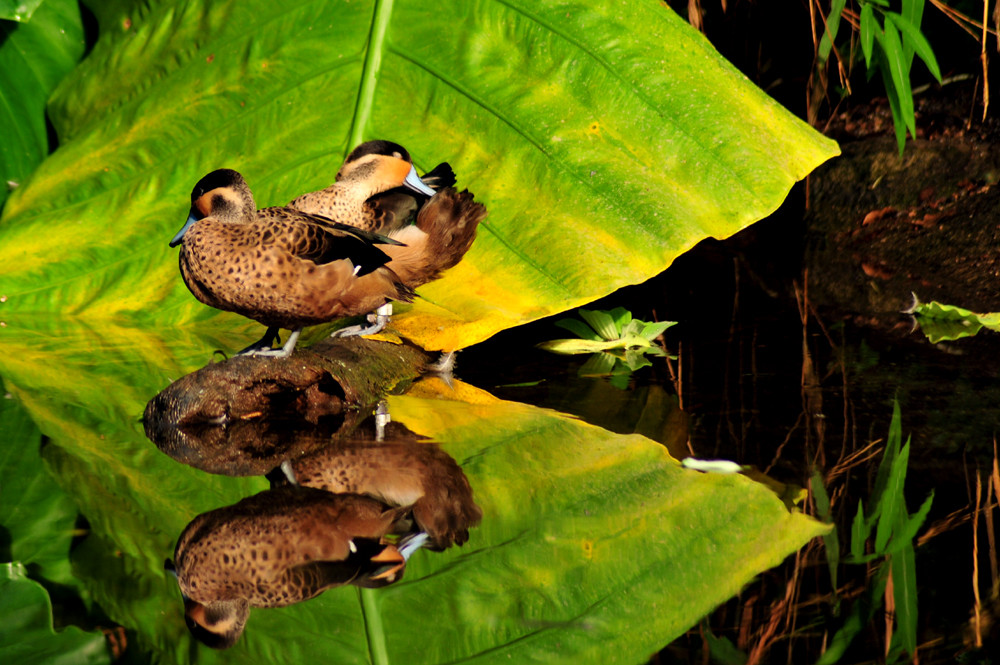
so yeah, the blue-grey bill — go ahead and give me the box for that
[170,212,198,247]
[399,532,430,560]
[404,166,437,197]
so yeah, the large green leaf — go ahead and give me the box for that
[0,320,827,663]
[0,0,84,210]
[0,0,838,351]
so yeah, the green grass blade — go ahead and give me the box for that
[860,4,877,69]
[875,439,911,553]
[900,0,925,39]
[890,540,919,656]
[850,499,867,560]
[878,18,916,139]
[818,0,847,64]
[868,400,903,528]
[886,12,941,81]
[811,470,840,591]
[815,562,890,665]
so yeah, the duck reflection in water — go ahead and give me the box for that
[167,486,427,649]
[272,433,482,550]
[165,424,481,648]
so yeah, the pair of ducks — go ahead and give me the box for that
[169,437,482,649]
[170,141,486,356]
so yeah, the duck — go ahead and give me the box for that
[289,139,456,233]
[273,435,482,550]
[171,142,485,355]
[167,485,427,649]
[170,169,415,356]
[289,140,486,337]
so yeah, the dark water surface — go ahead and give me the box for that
[460,190,1000,662]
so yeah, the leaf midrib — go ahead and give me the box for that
[349,0,396,149]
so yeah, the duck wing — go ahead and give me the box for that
[260,208,402,277]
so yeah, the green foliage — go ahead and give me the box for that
[0,0,85,210]
[0,0,44,21]
[811,469,840,598]
[539,307,675,388]
[906,295,1000,343]
[821,0,941,155]
[0,319,828,663]
[702,620,747,665]
[0,397,81,590]
[0,562,110,665]
[817,401,933,664]
[0,0,838,353]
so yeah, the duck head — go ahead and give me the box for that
[183,597,251,650]
[170,169,256,247]
[335,140,436,199]
[166,557,250,649]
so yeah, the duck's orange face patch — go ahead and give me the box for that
[371,155,412,188]
[342,154,409,186]
[195,187,242,219]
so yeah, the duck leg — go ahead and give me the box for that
[373,400,390,442]
[332,303,393,338]
[237,326,282,355]
[237,327,302,358]
[251,328,302,358]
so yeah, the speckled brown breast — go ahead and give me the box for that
[174,487,408,608]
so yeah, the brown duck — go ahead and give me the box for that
[170,169,414,356]
[290,140,457,234]
[168,486,425,649]
[289,140,486,336]
[275,435,482,550]
[171,142,485,355]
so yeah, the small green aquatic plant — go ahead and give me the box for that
[814,400,933,664]
[538,307,676,389]
[905,293,1000,343]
